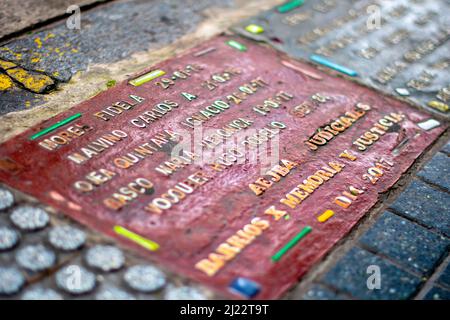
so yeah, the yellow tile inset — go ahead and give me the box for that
[428,100,449,113]
[245,24,265,34]
[317,210,335,223]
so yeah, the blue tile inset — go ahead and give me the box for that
[229,277,261,298]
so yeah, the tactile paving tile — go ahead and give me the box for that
[233,0,450,115]
[0,185,211,300]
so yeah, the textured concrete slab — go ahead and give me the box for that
[233,0,450,116]
[0,35,445,299]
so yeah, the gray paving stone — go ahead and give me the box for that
[322,247,422,300]
[359,211,449,276]
[0,0,231,82]
[423,286,450,300]
[302,284,347,300]
[437,263,450,289]
[417,152,450,191]
[441,142,450,155]
[0,0,104,39]
[0,0,232,114]
[390,179,450,237]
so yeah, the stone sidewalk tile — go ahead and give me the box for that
[359,211,449,276]
[0,0,237,115]
[436,263,450,289]
[302,284,349,300]
[423,286,450,300]
[441,142,450,155]
[0,0,106,40]
[0,0,232,83]
[321,247,422,300]
[0,0,234,114]
[390,179,450,237]
[417,152,450,192]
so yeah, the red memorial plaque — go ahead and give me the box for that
[0,36,445,299]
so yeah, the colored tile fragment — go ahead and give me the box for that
[277,0,305,13]
[129,70,165,87]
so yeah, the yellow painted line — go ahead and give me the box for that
[317,210,335,223]
[0,74,13,91]
[6,67,54,93]
[129,69,165,86]
[114,225,160,251]
[0,59,17,70]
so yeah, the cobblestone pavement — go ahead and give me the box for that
[0,0,449,300]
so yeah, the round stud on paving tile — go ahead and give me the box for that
[22,287,63,300]
[48,225,86,251]
[0,266,25,295]
[0,226,20,251]
[16,244,56,272]
[95,287,136,300]
[0,188,14,211]
[85,245,125,272]
[10,205,49,231]
[164,286,207,300]
[124,265,166,293]
[56,265,96,295]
